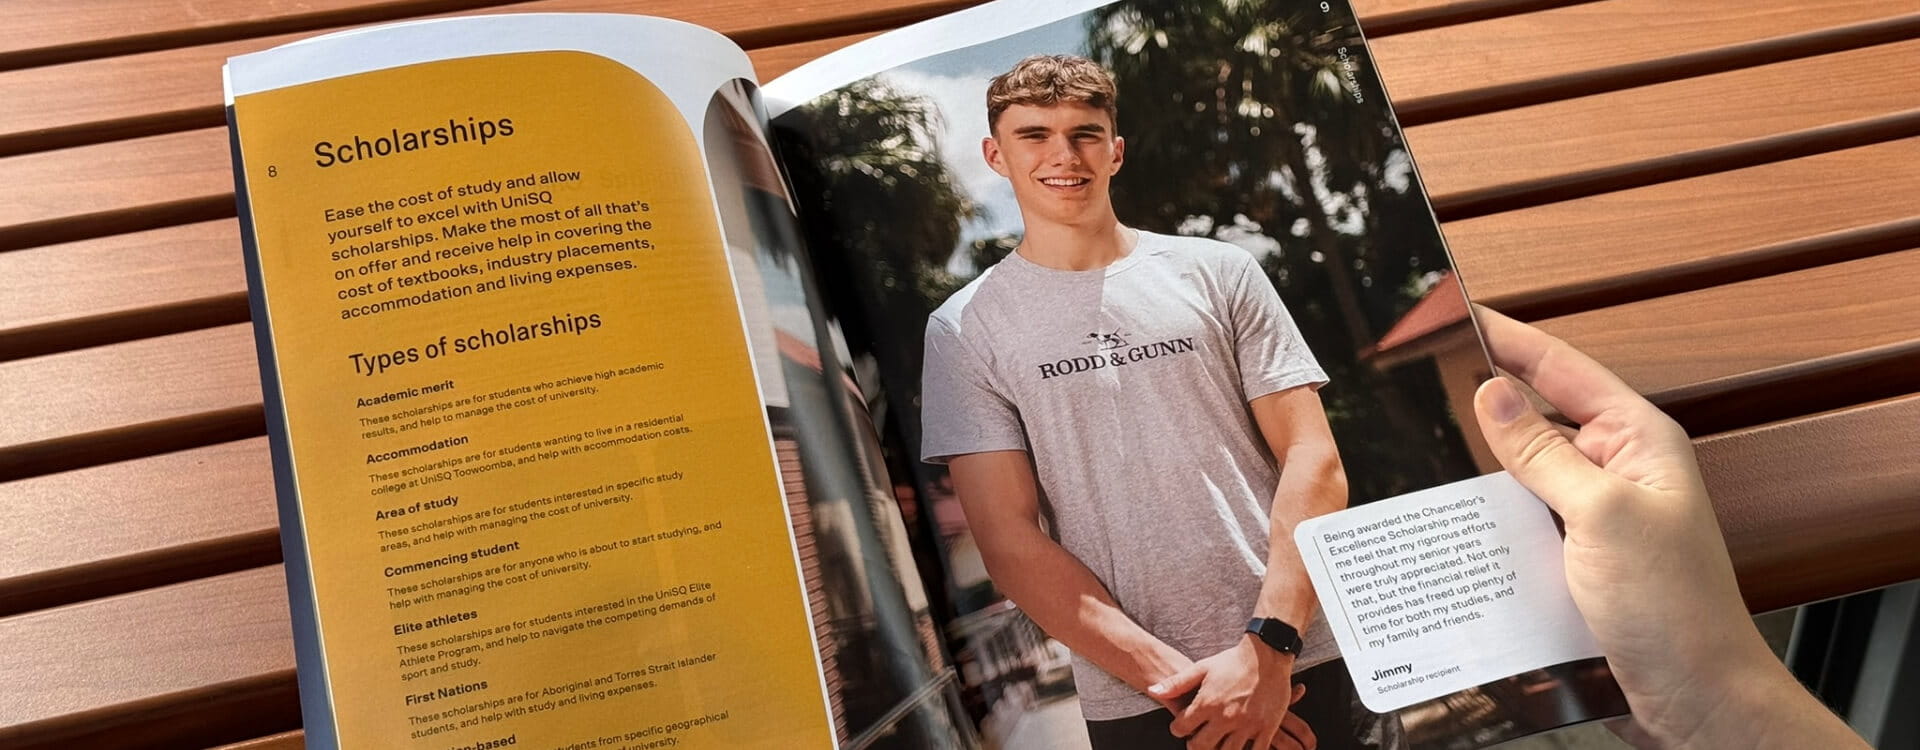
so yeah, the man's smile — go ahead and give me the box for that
[1040,176,1091,188]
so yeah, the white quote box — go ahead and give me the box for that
[1295,471,1603,713]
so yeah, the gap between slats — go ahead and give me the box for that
[1394,11,1920,126]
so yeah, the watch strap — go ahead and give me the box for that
[1246,617,1303,655]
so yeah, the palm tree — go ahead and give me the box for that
[1086,0,1465,494]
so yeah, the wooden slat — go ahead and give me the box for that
[0,128,234,252]
[0,566,298,749]
[0,323,260,450]
[753,32,879,85]
[0,0,518,71]
[1451,138,1920,317]
[1374,0,1920,124]
[5,394,1912,747]
[0,0,1553,158]
[1409,38,1920,214]
[213,731,304,750]
[1536,249,1920,432]
[1539,250,1920,395]
[1702,394,1920,613]
[0,438,278,616]
[0,220,245,360]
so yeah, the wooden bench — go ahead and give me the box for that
[3,0,1918,746]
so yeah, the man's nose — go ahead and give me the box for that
[1046,138,1080,166]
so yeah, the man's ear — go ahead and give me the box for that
[982,135,1011,178]
[1110,135,1125,175]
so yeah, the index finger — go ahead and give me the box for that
[1470,305,1652,425]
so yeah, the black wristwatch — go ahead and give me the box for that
[1245,617,1303,655]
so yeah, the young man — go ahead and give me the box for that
[921,55,1377,750]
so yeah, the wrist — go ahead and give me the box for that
[1641,638,1790,749]
[1129,638,1192,691]
[1240,633,1296,679]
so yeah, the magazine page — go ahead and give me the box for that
[765,1,1625,748]
[226,14,972,749]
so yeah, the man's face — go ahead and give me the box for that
[984,102,1124,228]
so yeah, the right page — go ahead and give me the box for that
[765,1,1625,748]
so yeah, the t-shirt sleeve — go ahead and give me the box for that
[1227,254,1329,400]
[920,315,1027,464]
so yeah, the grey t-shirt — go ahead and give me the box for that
[921,231,1337,720]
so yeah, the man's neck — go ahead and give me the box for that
[1016,218,1136,271]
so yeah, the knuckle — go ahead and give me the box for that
[1514,426,1565,467]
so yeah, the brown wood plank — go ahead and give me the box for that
[752,31,879,81]
[1374,0,1920,124]
[0,220,245,360]
[0,566,298,749]
[0,323,260,450]
[4,394,1912,746]
[1409,38,1920,214]
[1539,250,1920,395]
[1451,137,1920,317]
[0,128,234,252]
[0,438,278,617]
[0,0,516,71]
[1702,393,1920,613]
[1534,249,1920,432]
[212,731,304,750]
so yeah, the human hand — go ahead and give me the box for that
[1149,638,1316,749]
[1467,307,1862,748]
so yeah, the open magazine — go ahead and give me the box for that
[225,1,1624,748]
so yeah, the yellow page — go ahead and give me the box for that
[230,30,832,750]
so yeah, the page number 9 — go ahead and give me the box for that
[1320,1,1330,11]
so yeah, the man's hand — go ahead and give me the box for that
[1148,637,1316,750]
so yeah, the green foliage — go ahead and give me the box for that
[1085,0,1473,500]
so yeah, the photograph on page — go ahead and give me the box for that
[767,0,1625,747]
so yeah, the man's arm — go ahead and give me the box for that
[1158,385,1345,750]
[947,450,1194,699]
[1248,385,1347,633]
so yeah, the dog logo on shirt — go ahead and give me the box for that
[1086,331,1128,350]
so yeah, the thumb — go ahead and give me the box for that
[1148,663,1206,700]
[1473,377,1609,514]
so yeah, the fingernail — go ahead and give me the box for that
[1486,377,1527,424]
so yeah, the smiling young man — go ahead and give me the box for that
[920,55,1379,750]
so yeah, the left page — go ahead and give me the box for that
[225,15,844,749]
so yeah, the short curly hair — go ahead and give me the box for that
[986,54,1118,133]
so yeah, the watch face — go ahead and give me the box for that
[1250,618,1301,653]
